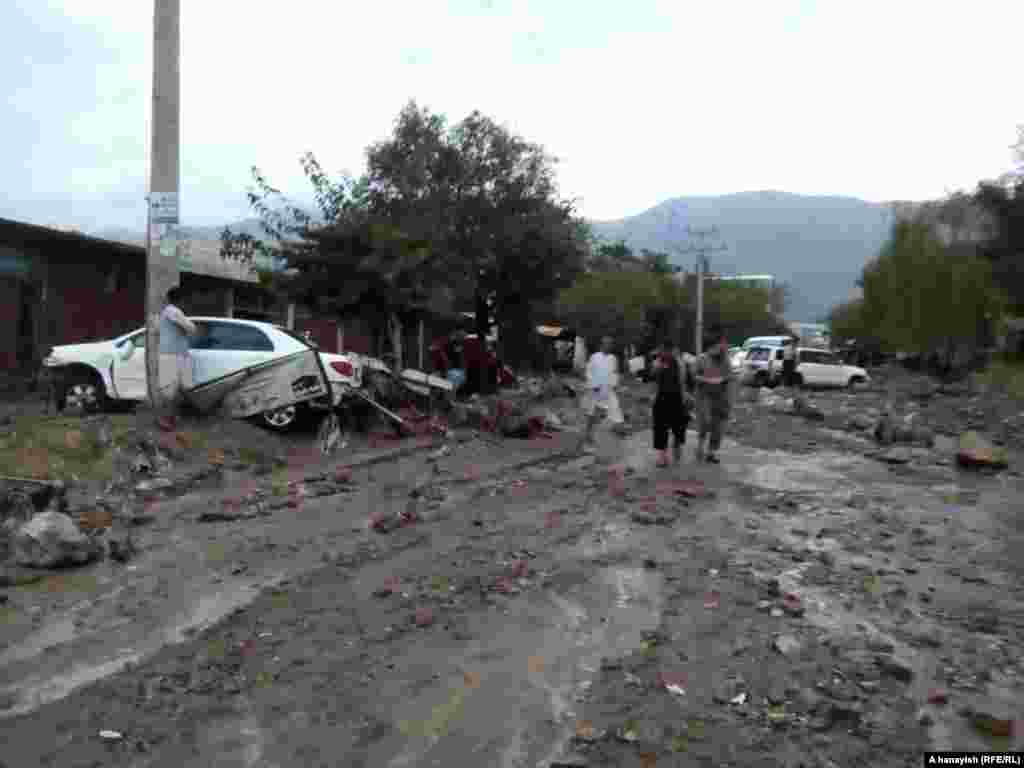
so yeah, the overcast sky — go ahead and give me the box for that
[3,0,1021,233]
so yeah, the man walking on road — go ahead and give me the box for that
[781,336,797,389]
[651,337,695,466]
[695,328,733,464]
[156,286,197,431]
[579,335,624,452]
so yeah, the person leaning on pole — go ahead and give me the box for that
[156,286,198,431]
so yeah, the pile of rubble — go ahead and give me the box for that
[750,375,1015,472]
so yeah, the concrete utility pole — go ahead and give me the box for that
[145,0,182,408]
[679,226,727,357]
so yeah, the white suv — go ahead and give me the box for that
[786,347,870,389]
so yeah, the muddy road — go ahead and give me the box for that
[1,375,1023,767]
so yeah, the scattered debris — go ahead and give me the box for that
[956,431,1009,469]
[781,593,805,617]
[13,510,102,568]
[107,535,137,563]
[773,635,802,656]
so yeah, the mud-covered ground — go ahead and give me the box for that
[1,370,1022,767]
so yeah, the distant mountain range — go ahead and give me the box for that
[93,219,269,246]
[590,191,897,322]
[93,191,901,323]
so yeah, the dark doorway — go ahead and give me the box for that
[16,281,37,370]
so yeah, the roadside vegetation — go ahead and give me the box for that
[222,102,790,368]
[829,126,1023,373]
[0,414,136,481]
[975,360,1024,401]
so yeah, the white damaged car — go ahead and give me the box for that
[42,317,365,431]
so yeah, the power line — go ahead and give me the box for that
[678,226,728,356]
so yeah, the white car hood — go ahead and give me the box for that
[48,341,119,367]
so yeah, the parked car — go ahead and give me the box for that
[785,347,870,389]
[740,345,785,387]
[42,317,364,431]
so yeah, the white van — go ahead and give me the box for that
[733,336,791,368]
[741,335,792,351]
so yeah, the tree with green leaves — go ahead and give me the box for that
[557,270,685,352]
[221,153,453,369]
[974,178,1024,315]
[361,102,588,375]
[852,217,1003,365]
[702,281,789,345]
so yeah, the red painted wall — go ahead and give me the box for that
[295,318,339,353]
[0,277,19,369]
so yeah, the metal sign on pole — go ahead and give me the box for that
[145,0,182,410]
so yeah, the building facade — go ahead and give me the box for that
[0,218,445,375]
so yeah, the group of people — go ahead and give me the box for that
[430,331,514,398]
[580,329,733,465]
[154,288,736,462]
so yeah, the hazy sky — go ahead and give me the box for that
[3,0,1021,233]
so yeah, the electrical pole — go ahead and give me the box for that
[145,0,181,409]
[678,226,727,358]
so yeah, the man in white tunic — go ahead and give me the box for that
[579,335,624,451]
[156,286,197,430]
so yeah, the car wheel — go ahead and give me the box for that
[848,376,865,390]
[60,369,108,414]
[261,404,300,431]
[792,373,804,390]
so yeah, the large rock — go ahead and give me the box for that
[13,510,102,568]
[793,396,825,422]
[957,431,1009,470]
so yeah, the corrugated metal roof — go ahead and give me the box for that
[0,216,145,257]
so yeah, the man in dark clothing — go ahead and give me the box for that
[651,338,695,466]
[781,337,797,388]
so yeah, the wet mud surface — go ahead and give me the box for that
[1,376,1023,767]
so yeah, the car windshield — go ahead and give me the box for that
[748,348,770,362]
[274,326,315,348]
